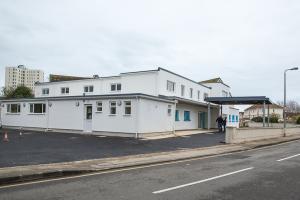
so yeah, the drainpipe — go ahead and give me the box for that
[46,99,49,132]
[173,100,177,135]
[135,96,139,139]
[207,103,211,130]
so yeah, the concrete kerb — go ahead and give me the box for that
[1,135,300,187]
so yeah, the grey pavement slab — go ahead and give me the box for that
[0,128,224,167]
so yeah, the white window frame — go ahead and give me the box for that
[96,101,102,112]
[111,83,121,92]
[61,87,70,94]
[7,103,21,114]
[109,101,117,115]
[42,88,49,95]
[190,88,193,98]
[29,103,46,114]
[181,85,185,97]
[167,81,175,92]
[124,101,132,115]
[84,85,94,93]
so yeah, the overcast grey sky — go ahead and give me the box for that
[0,0,299,104]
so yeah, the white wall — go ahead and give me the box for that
[244,107,283,119]
[175,103,204,130]
[202,82,230,97]
[48,100,84,130]
[157,69,211,103]
[35,71,158,98]
[92,99,137,133]
[138,98,174,133]
[1,97,177,134]
[226,107,240,128]
[1,101,47,128]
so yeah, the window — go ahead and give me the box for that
[61,87,69,94]
[117,83,121,91]
[184,111,191,121]
[232,115,235,122]
[203,93,208,100]
[124,101,131,115]
[96,101,102,112]
[175,110,179,121]
[84,85,94,93]
[7,104,21,113]
[110,101,116,115]
[181,85,185,97]
[42,88,49,95]
[167,81,175,92]
[197,90,200,100]
[229,115,231,122]
[29,103,46,114]
[189,88,193,98]
[236,115,239,122]
[111,83,121,91]
[167,105,172,116]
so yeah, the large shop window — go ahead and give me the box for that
[184,111,191,121]
[7,104,21,113]
[29,103,46,114]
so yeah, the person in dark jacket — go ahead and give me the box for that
[216,116,223,132]
[223,117,227,133]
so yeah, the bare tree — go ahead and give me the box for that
[277,100,300,113]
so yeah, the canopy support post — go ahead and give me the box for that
[263,101,266,127]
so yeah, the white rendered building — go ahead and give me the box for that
[244,104,283,120]
[5,65,44,90]
[0,68,239,137]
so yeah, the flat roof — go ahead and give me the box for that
[205,96,272,105]
[0,93,175,104]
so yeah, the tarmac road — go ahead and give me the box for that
[0,140,299,200]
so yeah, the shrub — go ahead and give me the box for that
[270,114,279,123]
[251,116,263,122]
[251,116,278,123]
[297,117,300,124]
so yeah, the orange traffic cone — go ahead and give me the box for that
[3,132,9,142]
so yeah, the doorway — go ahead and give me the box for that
[198,112,207,129]
[84,105,93,132]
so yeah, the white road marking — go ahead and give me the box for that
[153,167,254,194]
[277,153,300,162]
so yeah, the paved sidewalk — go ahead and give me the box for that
[0,129,223,168]
[1,135,299,186]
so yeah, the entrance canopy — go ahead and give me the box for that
[205,96,272,105]
[205,96,273,128]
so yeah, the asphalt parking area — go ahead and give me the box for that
[0,129,224,167]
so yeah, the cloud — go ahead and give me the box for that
[0,0,299,102]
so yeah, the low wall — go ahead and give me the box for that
[248,122,299,128]
[226,126,300,144]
